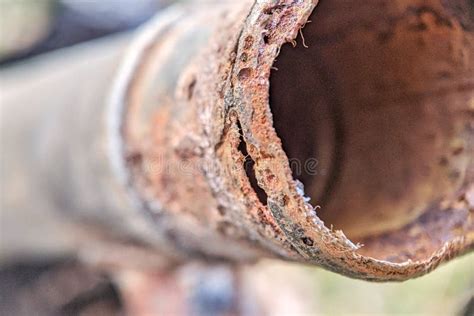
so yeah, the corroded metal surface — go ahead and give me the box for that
[111,0,473,281]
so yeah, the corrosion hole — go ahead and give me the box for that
[236,121,268,205]
[217,205,226,216]
[238,68,252,80]
[263,34,270,44]
[187,77,196,100]
[301,236,314,246]
[263,4,285,15]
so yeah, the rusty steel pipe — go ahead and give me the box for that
[109,0,474,280]
[2,0,473,281]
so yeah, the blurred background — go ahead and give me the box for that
[0,0,170,63]
[0,0,473,315]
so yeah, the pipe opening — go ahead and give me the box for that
[269,1,468,253]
